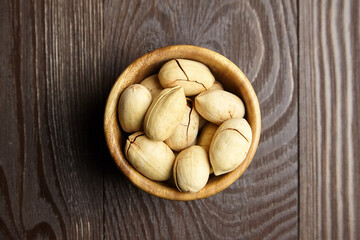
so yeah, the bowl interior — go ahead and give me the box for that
[104,45,261,201]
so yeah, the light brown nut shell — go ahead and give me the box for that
[197,122,218,152]
[165,98,199,151]
[209,118,252,176]
[158,59,215,96]
[173,146,210,193]
[125,132,175,181]
[208,81,224,91]
[118,84,152,133]
[144,86,187,141]
[195,90,245,125]
[140,74,163,100]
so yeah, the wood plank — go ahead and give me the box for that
[103,0,298,239]
[0,0,104,238]
[299,0,360,239]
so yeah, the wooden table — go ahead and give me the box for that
[1,0,359,239]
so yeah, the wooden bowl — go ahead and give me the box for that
[104,45,261,201]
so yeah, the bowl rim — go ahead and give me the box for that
[104,45,261,201]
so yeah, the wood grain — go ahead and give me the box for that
[4,0,359,239]
[299,0,360,239]
[0,0,104,239]
[103,0,298,239]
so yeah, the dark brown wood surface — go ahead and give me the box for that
[0,0,357,239]
[0,0,104,239]
[299,0,360,239]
